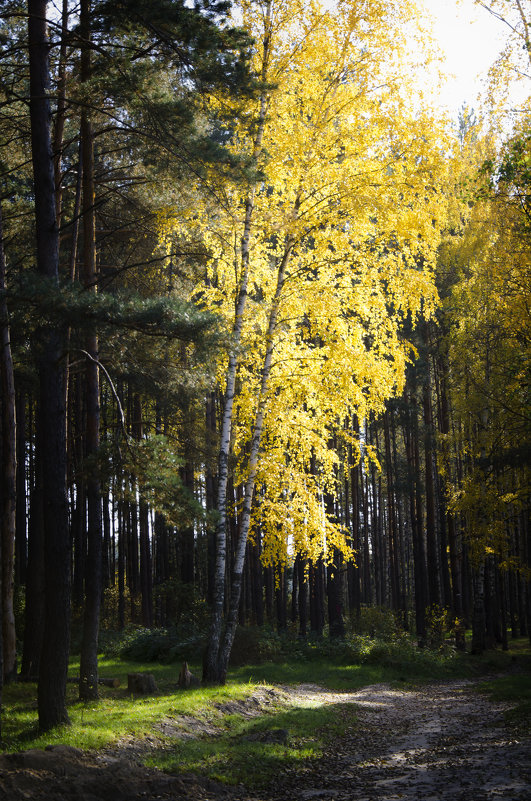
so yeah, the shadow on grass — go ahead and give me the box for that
[146,700,358,789]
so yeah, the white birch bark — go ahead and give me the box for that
[217,239,294,681]
[203,1,273,683]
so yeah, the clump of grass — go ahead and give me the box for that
[146,701,356,788]
[477,671,531,734]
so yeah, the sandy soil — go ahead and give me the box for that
[0,678,529,801]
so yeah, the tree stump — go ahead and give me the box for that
[177,661,200,688]
[127,672,158,694]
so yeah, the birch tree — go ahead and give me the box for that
[156,0,450,681]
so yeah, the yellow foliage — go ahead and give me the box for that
[157,0,452,566]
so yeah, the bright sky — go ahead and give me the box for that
[421,0,508,116]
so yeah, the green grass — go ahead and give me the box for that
[476,644,531,735]
[1,658,262,752]
[2,636,530,790]
[146,701,355,788]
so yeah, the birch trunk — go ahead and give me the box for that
[215,241,294,682]
[203,1,273,683]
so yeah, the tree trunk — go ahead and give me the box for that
[348,446,361,618]
[209,239,294,682]
[275,565,287,632]
[180,459,195,585]
[20,447,45,680]
[79,0,103,700]
[203,2,273,683]
[404,382,427,647]
[325,487,344,638]
[422,342,440,609]
[471,561,486,655]
[384,412,400,611]
[310,558,325,636]
[29,0,71,730]
[15,390,27,585]
[118,499,125,629]
[297,555,308,637]
[0,201,17,683]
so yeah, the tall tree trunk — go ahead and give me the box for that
[20,444,45,680]
[309,558,325,636]
[52,0,69,230]
[297,555,308,637]
[422,339,440,609]
[384,411,400,611]
[210,239,294,682]
[180,459,195,585]
[471,561,486,655]
[404,382,427,647]
[0,202,17,683]
[361,460,371,605]
[325,487,344,638]
[347,423,361,618]
[29,0,71,730]
[203,2,273,682]
[79,0,103,700]
[15,390,27,585]
[117,499,125,629]
[275,565,287,631]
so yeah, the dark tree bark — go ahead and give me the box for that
[360,460,371,605]
[0,201,17,683]
[275,565,287,631]
[180,459,195,585]
[264,564,274,622]
[422,341,440,609]
[325,488,344,638]
[404,381,427,647]
[0,492,3,738]
[79,0,103,700]
[471,561,486,655]
[15,390,27,586]
[347,442,361,618]
[291,555,298,624]
[384,411,400,611]
[309,558,325,636]
[139,500,153,627]
[296,555,308,636]
[29,0,71,730]
[52,0,69,229]
[117,500,125,629]
[20,449,45,680]
[251,533,264,626]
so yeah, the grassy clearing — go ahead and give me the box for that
[1,659,261,752]
[2,635,529,789]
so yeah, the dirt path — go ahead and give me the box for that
[258,680,531,801]
[0,679,529,801]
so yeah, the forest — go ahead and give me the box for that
[0,0,529,744]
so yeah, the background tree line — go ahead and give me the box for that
[0,0,529,734]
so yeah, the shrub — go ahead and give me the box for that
[350,605,401,639]
[425,605,452,649]
[99,624,206,663]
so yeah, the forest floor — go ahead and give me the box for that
[0,677,529,801]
